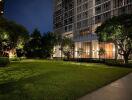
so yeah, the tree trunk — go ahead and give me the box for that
[124,55,129,64]
[115,44,118,61]
[60,45,62,60]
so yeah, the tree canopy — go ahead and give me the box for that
[96,14,132,64]
[0,17,29,57]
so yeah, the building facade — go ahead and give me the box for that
[0,0,4,16]
[53,0,132,59]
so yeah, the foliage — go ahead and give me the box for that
[42,32,59,58]
[30,29,41,39]
[0,17,29,57]
[0,57,10,67]
[77,48,84,57]
[24,31,60,58]
[105,59,132,68]
[24,29,43,58]
[62,46,72,59]
[99,47,106,56]
[16,49,25,58]
[96,14,132,64]
[60,37,74,59]
[9,57,20,61]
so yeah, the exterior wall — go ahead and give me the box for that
[53,0,132,59]
[75,41,115,59]
[75,42,92,58]
[53,0,74,36]
[92,40,99,58]
[74,0,132,42]
[0,0,4,16]
[99,42,115,59]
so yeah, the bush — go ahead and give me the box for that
[105,59,132,68]
[64,58,105,63]
[64,58,132,68]
[10,57,20,61]
[0,57,10,67]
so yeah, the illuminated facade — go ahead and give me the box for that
[53,0,132,59]
[0,0,4,16]
[53,0,74,37]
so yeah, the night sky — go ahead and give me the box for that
[4,0,53,33]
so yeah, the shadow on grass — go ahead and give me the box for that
[0,81,17,94]
[0,75,38,100]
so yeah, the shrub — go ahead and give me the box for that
[0,57,10,67]
[64,58,105,63]
[10,57,20,61]
[105,59,132,68]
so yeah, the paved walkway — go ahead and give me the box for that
[79,73,132,100]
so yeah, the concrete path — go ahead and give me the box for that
[79,73,132,100]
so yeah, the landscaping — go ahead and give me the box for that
[0,60,131,100]
[0,57,10,67]
[0,5,132,100]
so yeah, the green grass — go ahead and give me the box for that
[0,60,131,100]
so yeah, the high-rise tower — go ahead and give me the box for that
[53,0,132,59]
[53,0,74,37]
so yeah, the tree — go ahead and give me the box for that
[24,29,43,58]
[96,14,132,64]
[99,48,106,59]
[31,28,41,39]
[60,37,74,59]
[77,48,84,58]
[41,32,59,59]
[0,17,29,58]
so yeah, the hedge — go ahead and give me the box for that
[0,57,10,67]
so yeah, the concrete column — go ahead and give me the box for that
[75,42,78,58]
[91,40,99,58]
[111,0,114,17]
[90,42,93,58]
[93,0,96,25]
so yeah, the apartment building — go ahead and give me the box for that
[53,0,132,59]
[53,0,74,37]
[0,0,4,16]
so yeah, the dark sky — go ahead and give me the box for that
[4,0,53,33]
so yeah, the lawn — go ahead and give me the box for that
[0,60,131,100]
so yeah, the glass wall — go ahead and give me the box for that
[75,41,115,59]
[99,42,115,59]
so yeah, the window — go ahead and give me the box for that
[82,19,88,27]
[77,0,82,6]
[82,11,88,19]
[95,6,101,14]
[95,15,101,24]
[77,14,82,21]
[103,2,111,11]
[77,6,82,13]
[95,0,101,5]
[83,3,88,11]
[77,22,82,29]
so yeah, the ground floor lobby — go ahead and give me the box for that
[75,41,116,59]
[53,40,123,59]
